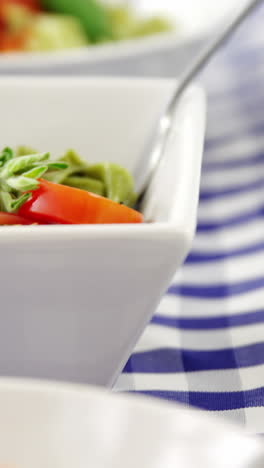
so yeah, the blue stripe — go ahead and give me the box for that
[124,342,264,373]
[168,277,264,299]
[200,180,264,200]
[197,209,263,231]
[152,309,264,330]
[130,387,264,411]
[186,242,264,263]
[203,150,264,167]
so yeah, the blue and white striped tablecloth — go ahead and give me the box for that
[115,5,264,434]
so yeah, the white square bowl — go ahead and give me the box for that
[0,77,206,386]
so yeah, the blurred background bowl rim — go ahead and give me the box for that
[0,29,209,69]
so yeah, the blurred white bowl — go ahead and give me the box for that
[0,0,241,76]
[0,377,263,468]
[0,76,205,386]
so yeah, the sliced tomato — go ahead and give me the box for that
[19,179,143,224]
[0,212,34,225]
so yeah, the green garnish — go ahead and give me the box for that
[0,147,68,213]
[16,146,38,156]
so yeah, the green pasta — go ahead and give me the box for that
[15,146,138,207]
[63,176,105,196]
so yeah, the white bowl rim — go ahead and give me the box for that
[0,376,263,468]
[0,376,231,421]
[0,376,253,434]
[0,376,216,434]
[0,377,191,424]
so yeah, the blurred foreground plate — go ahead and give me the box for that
[0,377,263,467]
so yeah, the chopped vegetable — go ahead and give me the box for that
[16,145,37,155]
[1,2,34,32]
[106,5,137,40]
[41,0,113,42]
[131,16,174,38]
[0,30,26,51]
[0,0,174,53]
[106,6,173,41]
[18,179,143,224]
[0,0,39,22]
[24,13,88,51]
[0,146,143,225]
[0,0,38,51]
